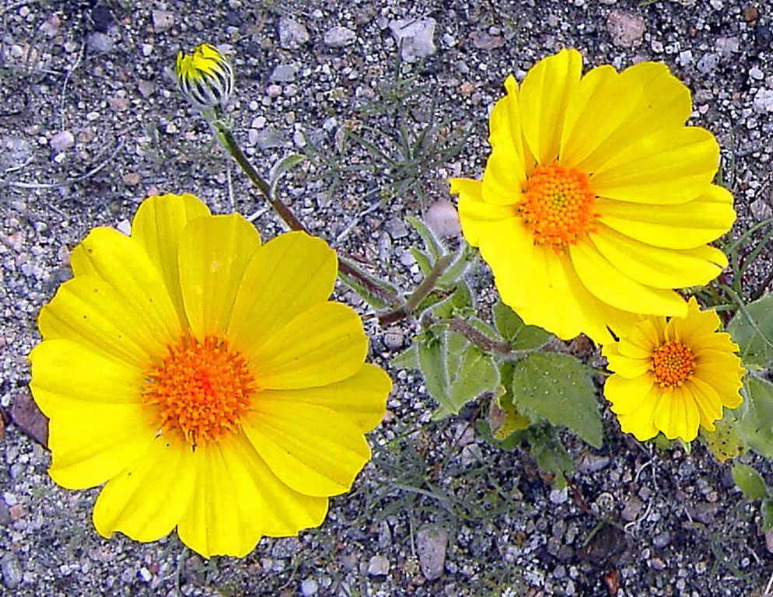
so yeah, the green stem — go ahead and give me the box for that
[212,118,403,311]
[421,313,514,355]
[378,254,454,326]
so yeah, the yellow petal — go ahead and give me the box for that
[131,193,212,324]
[597,185,736,249]
[604,373,656,416]
[483,76,529,205]
[46,401,155,489]
[38,275,173,369]
[588,226,727,289]
[455,178,522,247]
[654,386,700,441]
[520,49,583,164]
[257,364,391,432]
[686,376,724,429]
[228,231,337,351]
[93,434,195,543]
[602,344,650,379]
[243,401,371,497]
[560,65,640,169]
[30,339,143,411]
[249,302,368,390]
[50,227,182,349]
[178,214,261,337]
[177,431,327,557]
[574,61,692,171]
[591,127,719,204]
[615,384,662,440]
[569,241,688,317]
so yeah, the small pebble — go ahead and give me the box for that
[416,527,448,581]
[367,555,390,576]
[300,578,318,596]
[49,130,75,152]
[324,26,356,48]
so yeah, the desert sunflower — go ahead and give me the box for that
[450,49,735,343]
[602,297,744,442]
[29,193,391,558]
[175,44,234,110]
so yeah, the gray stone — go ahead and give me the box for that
[416,527,448,581]
[386,217,409,239]
[1,553,22,589]
[621,496,644,522]
[271,537,302,558]
[384,330,404,350]
[152,10,174,32]
[753,88,773,113]
[425,200,461,238]
[300,578,318,596]
[653,532,671,549]
[367,554,389,576]
[606,10,645,48]
[86,32,114,53]
[389,18,437,62]
[270,64,298,83]
[50,130,75,153]
[751,198,773,220]
[696,53,720,74]
[278,17,310,49]
[324,26,356,48]
[0,136,32,171]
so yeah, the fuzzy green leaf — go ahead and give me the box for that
[405,215,443,259]
[436,243,475,289]
[762,499,773,532]
[430,281,473,319]
[511,353,603,448]
[417,330,499,416]
[736,375,773,458]
[732,463,767,500]
[727,294,773,369]
[392,345,419,370]
[528,426,573,488]
[409,247,433,276]
[492,300,551,350]
[269,153,306,197]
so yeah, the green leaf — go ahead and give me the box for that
[727,294,773,368]
[405,215,443,259]
[528,425,574,488]
[492,300,551,350]
[762,499,773,532]
[269,153,306,197]
[337,256,401,311]
[392,345,419,370]
[701,410,747,463]
[409,247,433,276]
[732,463,768,500]
[417,330,499,416]
[436,243,476,289]
[512,353,603,448]
[429,281,473,319]
[736,375,773,458]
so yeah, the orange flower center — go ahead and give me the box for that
[651,340,696,389]
[517,163,598,249]
[142,335,257,446]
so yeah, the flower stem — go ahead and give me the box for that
[378,254,454,326]
[421,313,514,355]
[212,119,404,310]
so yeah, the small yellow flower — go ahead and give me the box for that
[175,44,234,110]
[450,49,736,343]
[603,297,744,442]
[29,193,391,558]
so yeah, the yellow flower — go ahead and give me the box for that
[175,44,234,110]
[29,194,391,558]
[602,297,744,442]
[450,49,735,343]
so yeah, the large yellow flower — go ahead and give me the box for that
[450,49,735,343]
[29,193,391,558]
[602,297,744,442]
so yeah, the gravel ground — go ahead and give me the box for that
[2,0,773,595]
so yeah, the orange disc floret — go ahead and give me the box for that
[142,335,256,445]
[516,163,598,249]
[651,340,696,389]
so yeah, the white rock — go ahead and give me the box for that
[753,88,773,113]
[152,10,174,32]
[389,18,437,62]
[416,527,448,581]
[367,555,389,576]
[606,10,645,48]
[324,26,356,48]
[425,200,461,238]
[278,17,309,49]
[49,130,75,152]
